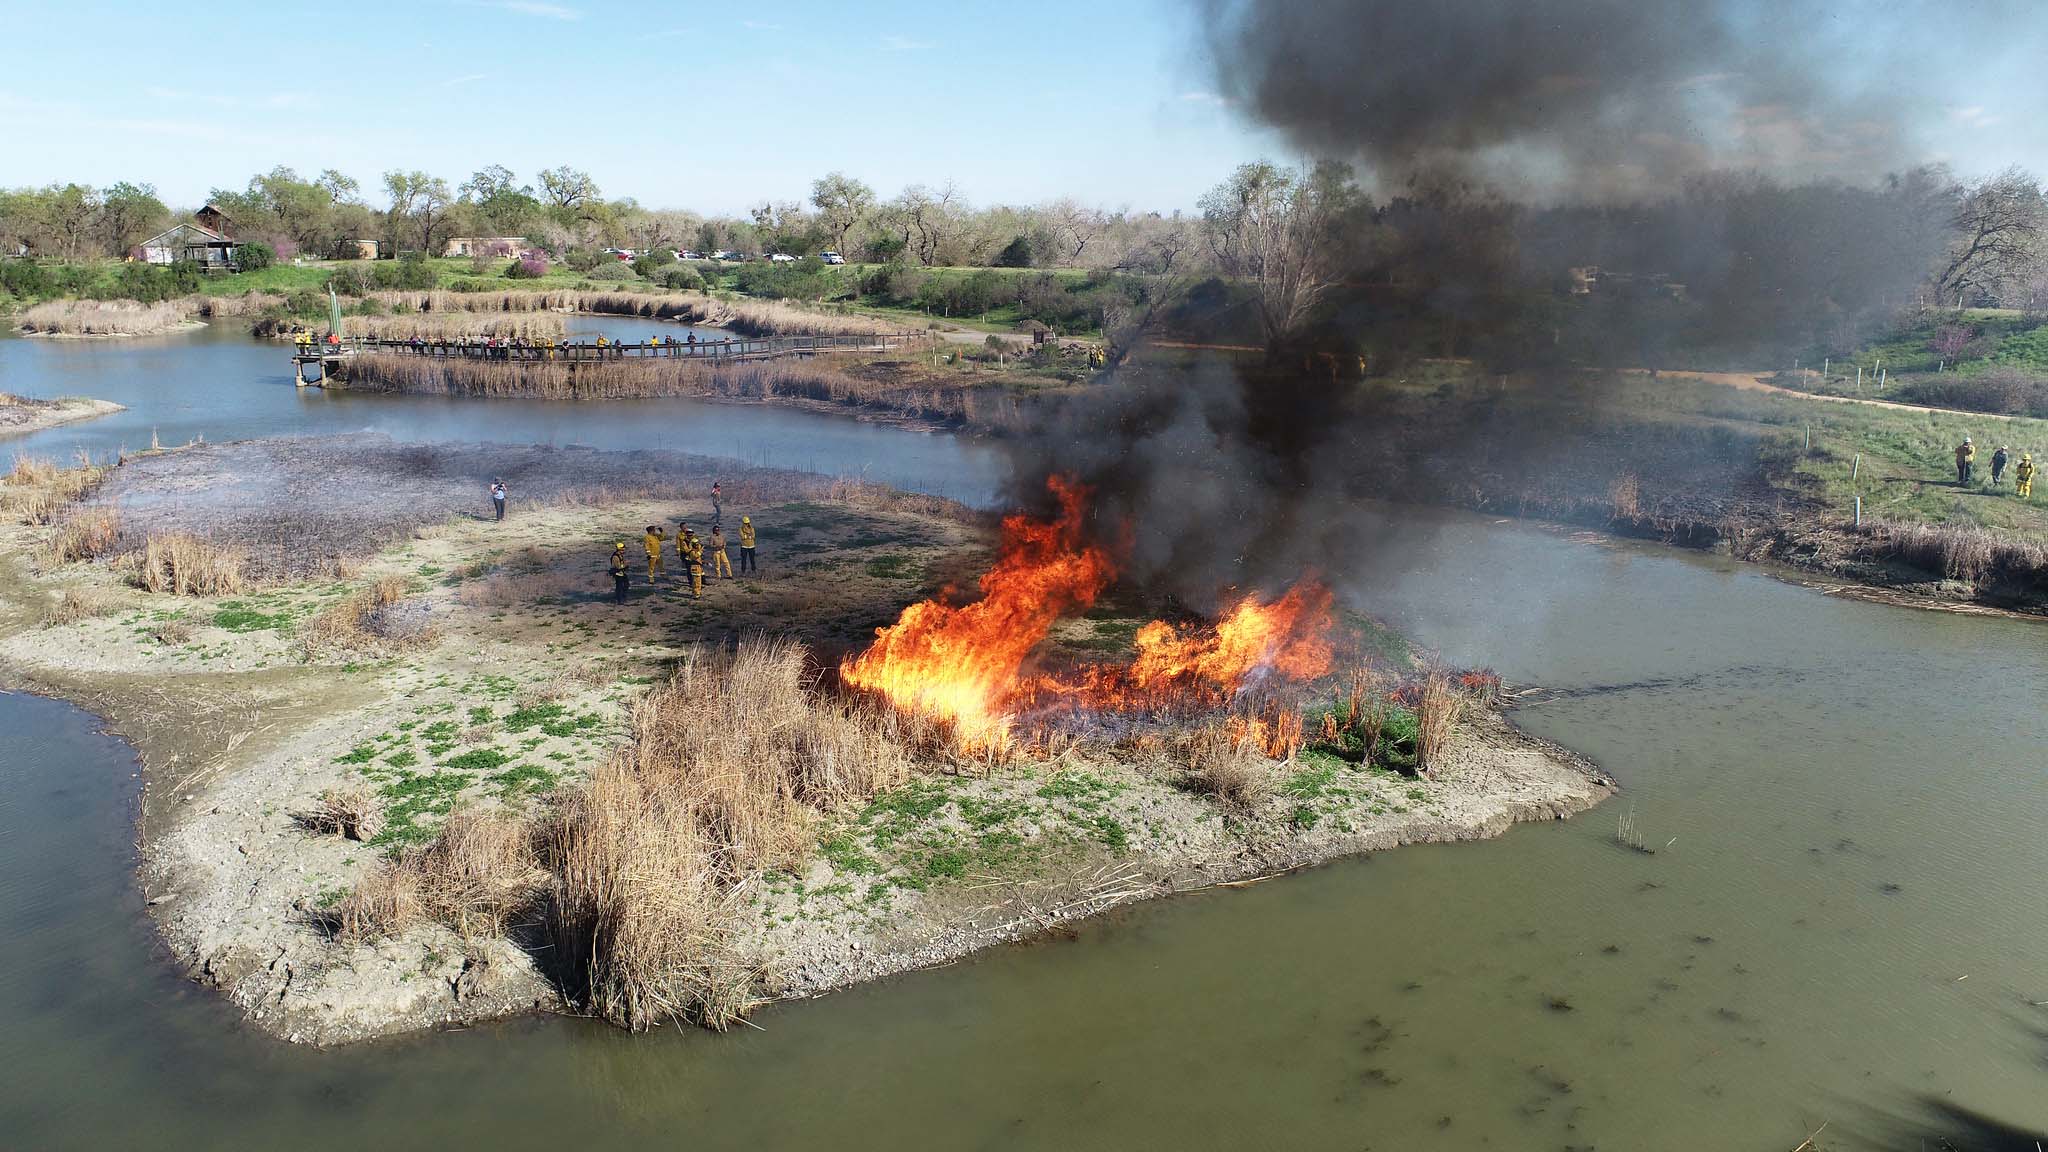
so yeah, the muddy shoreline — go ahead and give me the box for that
[0,433,1611,1046]
[0,395,125,438]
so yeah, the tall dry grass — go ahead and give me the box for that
[342,636,913,1031]
[343,352,1015,430]
[184,292,286,318]
[1608,470,1641,519]
[363,289,896,337]
[46,508,120,563]
[3,454,107,525]
[1856,518,2048,586]
[1414,666,1464,779]
[19,300,187,336]
[336,809,539,941]
[1185,725,1271,810]
[136,533,246,596]
[338,312,568,340]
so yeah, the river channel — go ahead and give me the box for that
[1,321,2044,1149]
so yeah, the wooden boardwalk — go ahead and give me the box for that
[292,331,913,378]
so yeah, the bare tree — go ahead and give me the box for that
[894,183,961,266]
[1200,160,1360,345]
[1938,167,2045,307]
[1046,199,1110,265]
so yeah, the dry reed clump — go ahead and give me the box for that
[339,312,568,341]
[303,575,432,654]
[3,454,108,525]
[45,507,120,563]
[18,299,188,336]
[361,288,898,336]
[184,292,285,318]
[339,352,1006,431]
[295,786,383,842]
[367,289,581,315]
[1607,470,1641,519]
[147,617,194,646]
[1856,518,2048,585]
[1185,725,1272,810]
[42,586,111,627]
[539,637,908,1029]
[334,808,540,941]
[1414,666,1464,779]
[136,533,246,596]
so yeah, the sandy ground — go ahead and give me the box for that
[0,437,1611,1045]
[0,395,125,438]
[1648,368,2025,420]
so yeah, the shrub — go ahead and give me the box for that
[237,241,275,271]
[565,248,608,273]
[995,235,1036,268]
[587,262,639,282]
[371,253,437,291]
[631,249,677,277]
[330,264,376,296]
[506,254,548,280]
[43,586,110,627]
[659,265,704,291]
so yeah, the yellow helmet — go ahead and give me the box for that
[741,515,751,524]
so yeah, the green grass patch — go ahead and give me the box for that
[440,747,512,773]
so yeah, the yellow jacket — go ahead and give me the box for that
[1957,442,1976,464]
[679,534,704,565]
[643,531,664,557]
[739,521,755,548]
[2017,457,2036,480]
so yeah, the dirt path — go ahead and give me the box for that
[1649,369,2024,420]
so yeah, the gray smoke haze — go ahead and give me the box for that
[1201,0,2021,197]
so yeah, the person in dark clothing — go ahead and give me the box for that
[490,479,507,521]
[608,542,631,603]
[711,480,723,527]
[1992,445,2011,485]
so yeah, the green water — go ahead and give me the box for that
[4,508,2044,1150]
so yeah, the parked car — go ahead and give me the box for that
[679,250,704,261]
[768,253,797,264]
[820,251,846,265]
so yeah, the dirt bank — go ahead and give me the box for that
[0,394,124,438]
[0,437,1610,1045]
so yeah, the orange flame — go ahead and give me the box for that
[840,476,1114,747]
[841,477,1336,749]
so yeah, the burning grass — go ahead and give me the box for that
[17,299,188,337]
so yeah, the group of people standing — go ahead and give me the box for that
[606,482,757,604]
[1955,437,2037,497]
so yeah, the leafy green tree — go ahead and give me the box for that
[538,166,601,219]
[810,172,875,256]
[98,182,168,257]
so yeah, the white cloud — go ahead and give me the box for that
[1178,90,1229,107]
[1951,105,2003,128]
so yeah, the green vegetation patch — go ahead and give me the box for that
[441,747,512,773]
[211,606,294,633]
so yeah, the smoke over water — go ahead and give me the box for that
[1201,0,1989,197]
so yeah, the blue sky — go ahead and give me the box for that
[0,0,2040,213]
[0,0,1279,213]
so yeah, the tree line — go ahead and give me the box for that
[0,166,1199,274]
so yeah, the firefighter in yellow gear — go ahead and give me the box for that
[608,542,631,603]
[1955,436,1976,485]
[708,524,732,578]
[738,515,757,573]
[2017,452,2036,499]
[642,525,667,580]
[677,525,705,597]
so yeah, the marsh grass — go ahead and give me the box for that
[303,574,432,654]
[18,299,186,336]
[1185,724,1272,810]
[1414,666,1463,779]
[136,533,246,596]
